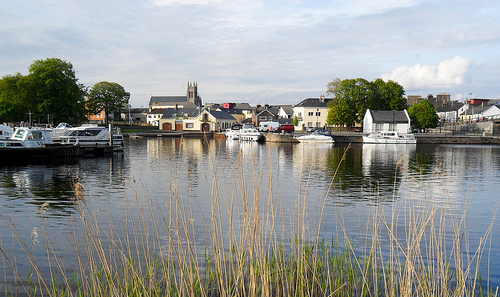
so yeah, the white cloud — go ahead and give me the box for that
[2,0,500,106]
[381,56,474,89]
[151,0,223,5]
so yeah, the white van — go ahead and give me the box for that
[259,121,280,132]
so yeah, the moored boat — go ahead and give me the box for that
[295,130,334,143]
[362,131,416,144]
[0,124,13,140]
[239,124,262,141]
[53,124,124,152]
[0,127,79,161]
[225,123,242,140]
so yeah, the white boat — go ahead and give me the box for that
[0,127,79,161]
[54,124,125,152]
[50,122,73,139]
[295,130,334,143]
[238,124,262,141]
[0,124,13,140]
[225,123,242,140]
[362,131,416,144]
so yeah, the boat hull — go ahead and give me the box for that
[0,144,80,160]
[296,138,334,143]
[362,136,416,144]
[295,131,334,143]
[239,134,261,141]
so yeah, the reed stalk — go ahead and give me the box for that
[0,140,497,296]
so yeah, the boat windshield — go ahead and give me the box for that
[29,131,44,140]
[11,129,27,140]
[63,129,103,137]
[56,122,72,129]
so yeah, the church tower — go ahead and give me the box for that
[187,82,202,107]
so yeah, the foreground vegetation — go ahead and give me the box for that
[0,146,498,296]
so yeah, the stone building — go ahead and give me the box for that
[148,82,202,111]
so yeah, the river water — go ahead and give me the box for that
[1,137,499,289]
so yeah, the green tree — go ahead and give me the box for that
[23,58,86,124]
[326,78,407,126]
[380,79,407,110]
[407,99,439,129]
[292,115,299,126]
[0,73,27,122]
[327,100,357,125]
[87,81,130,125]
[326,78,370,126]
[326,78,342,97]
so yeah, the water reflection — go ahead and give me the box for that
[0,154,127,219]
[0,163,79,216]
[1,138,500,287]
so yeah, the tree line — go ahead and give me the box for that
[0,58,129,125]
[326,78,439,129]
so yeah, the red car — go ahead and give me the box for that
[276,124,295,133]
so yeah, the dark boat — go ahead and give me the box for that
[0,127,79,162]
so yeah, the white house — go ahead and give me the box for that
[363,109,411,134]
[147,108,166,126]
[481,103,500,120]
[435,101,464,123]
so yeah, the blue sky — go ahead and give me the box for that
[1,0,499,107]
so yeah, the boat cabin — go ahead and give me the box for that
[0,127,54,148]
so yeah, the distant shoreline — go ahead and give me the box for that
[124,130,500,144]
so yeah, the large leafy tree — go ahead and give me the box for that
[326,100,357,125]
[23,58,87,124]
[87,82,130,125]
[407,99,439,129]
[326,78,371,126]
[326,78,407,126]
[326,78,342,97]
[0,73,27,122]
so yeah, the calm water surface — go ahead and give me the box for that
[1,137,499,287]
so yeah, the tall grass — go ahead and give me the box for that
[0,141,498,296]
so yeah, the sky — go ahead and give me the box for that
[1,0,499,107]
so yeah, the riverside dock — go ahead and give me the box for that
[125,130,500,145]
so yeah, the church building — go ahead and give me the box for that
[148,82,202,111]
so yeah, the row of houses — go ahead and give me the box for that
[147,99,333,132]
[411,93,500,123]
[103,84,500,132]
[111,82,334,132]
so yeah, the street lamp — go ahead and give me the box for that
[316,109,319,129]
[128,104,131,125]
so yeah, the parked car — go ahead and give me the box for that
[277,124,295,133]
[306,127,315,132]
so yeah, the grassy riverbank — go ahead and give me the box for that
[1,146,498,296]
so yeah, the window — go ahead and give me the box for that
[307,122,313,127]
[308,112,314,116]
[298,112,302,117]
[186,123,194,128]
[316,112,321,116]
